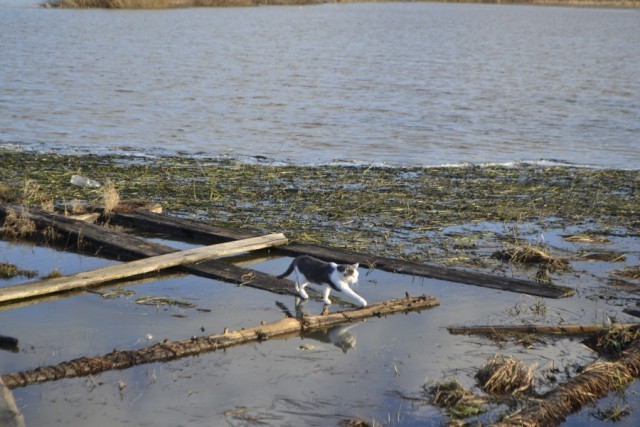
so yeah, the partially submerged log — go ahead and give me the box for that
[447,323,640,336]
[102,209,575,298]
[0,204,298,297]
[1,294,439,389]
[0,233,287,304]
[494,339,640,426]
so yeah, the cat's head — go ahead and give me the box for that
[337,263,359,285]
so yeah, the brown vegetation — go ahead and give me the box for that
[475,354,536,395]
[42,0,640,8]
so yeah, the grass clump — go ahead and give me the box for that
[476,354,536,396]
[0,262,38,279]
[427,377,487,420]
[1,207,37,239]
[583,326,640,356]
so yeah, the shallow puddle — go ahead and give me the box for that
[1,234,639,425]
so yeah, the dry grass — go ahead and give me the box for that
[492,244,568,270]
[1,207,37,239]
[496,341,640,426]
[45,0,323,8]
[476,354,536,395]
[427,377,487,419]
[583,326,640,356]
[100,181,121,215]
[614,265,640,280]
[0,262,38,279]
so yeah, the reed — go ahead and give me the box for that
[43,0,640,8]
[45,0,324,8]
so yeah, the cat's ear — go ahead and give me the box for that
[353,263,359,269]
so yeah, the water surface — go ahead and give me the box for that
[1,2,639,168]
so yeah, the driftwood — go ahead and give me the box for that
[494,339,640,426]
[0,204,298,297]
[447,323,640,336]
[101,208,575,298]
[1,294,439,389]
[0,233,287,304]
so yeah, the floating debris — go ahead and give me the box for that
[583,325,640,356]
[427,377,487,420]
[613,265,640,281]
[135,296,196,309]
[563,233,612,244]
[578,250,626,262]
[0,262,37,279]
[475,354,536,395]
[491,244,568,270]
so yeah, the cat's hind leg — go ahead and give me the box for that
[322,285,332,305]
[297,281,310,300]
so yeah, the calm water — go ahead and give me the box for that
[1,2,639,168]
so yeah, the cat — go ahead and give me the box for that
[277,255,367,307]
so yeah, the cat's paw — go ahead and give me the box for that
[299,291,309,300]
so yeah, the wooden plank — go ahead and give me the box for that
[1,294,439,389]
[103,209,575,298]
[0,234,287,304]
[0,204,297,297]
[0,377,25,427]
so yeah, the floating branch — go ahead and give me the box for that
[447,323,640,336]
[494,340,640,426]
[1,294,439,389]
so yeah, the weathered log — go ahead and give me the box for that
[1,294,439,389]
[447,323,640,336]
[0,233,287,304]
[102,208,575,298]
[0,204,298,297]
[493,339,640,427]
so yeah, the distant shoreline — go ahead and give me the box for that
[44,0,640,10]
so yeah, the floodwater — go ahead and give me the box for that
[1,223,640,425]
[1,2,639,169]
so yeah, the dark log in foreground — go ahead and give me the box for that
[494,339,640,427]
[448,323,640,336]
[1,294,439,389]
[0,204,297,297]
[0,233,287,304]
[104,209,575,298]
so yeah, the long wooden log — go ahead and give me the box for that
[103,209,575,298]
[0,204,297,297]
[1,294,439,389]
[447,323,640,336]
[493,339,640,427]
[0,234,287,304]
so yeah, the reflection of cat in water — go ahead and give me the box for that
[277,255,366,307]
[302,322,360,354]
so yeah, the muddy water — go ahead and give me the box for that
[2,225,639,425]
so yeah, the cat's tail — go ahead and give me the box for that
[276,259,296,279]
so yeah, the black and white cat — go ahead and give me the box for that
[277,255,367,307]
